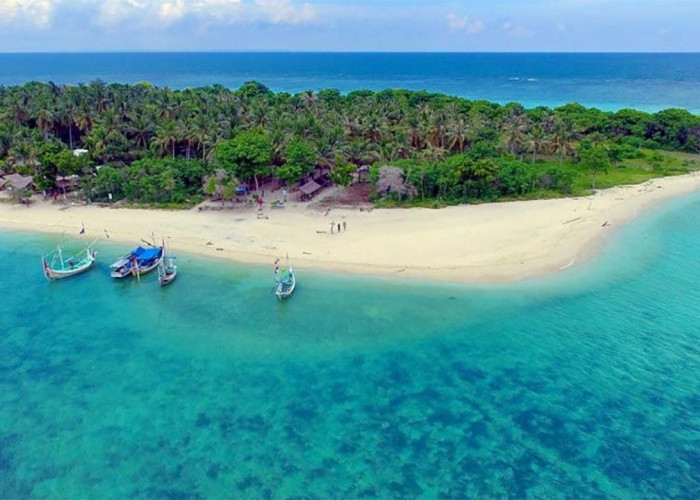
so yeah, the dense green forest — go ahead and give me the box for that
[1,80,699,206]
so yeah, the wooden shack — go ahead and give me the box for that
[299,179,323,201]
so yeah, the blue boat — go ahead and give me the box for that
[110,245,164,279]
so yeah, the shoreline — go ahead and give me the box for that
[2,173,700,284]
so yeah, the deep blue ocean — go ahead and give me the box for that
[1,52,700,112]
[2,191,700,498]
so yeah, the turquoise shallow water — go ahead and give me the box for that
[1,53,700,112]
[2,193,700,498]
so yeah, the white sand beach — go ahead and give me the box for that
[2,173,700,283]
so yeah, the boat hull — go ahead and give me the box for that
[134,258,163,276]
[110,268,132,279]
[110,246,164,280]
[159,269,177,286]
[43,252,96,281]
[274,274,296,300]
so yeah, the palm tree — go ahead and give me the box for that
[129,113,154,150]
[35,106,54,141]
[552,120,578,164]
[0,123,16,160]
[7,139,39,175]
[343,139,379,166]
[502,113,529,158]
[7,97,29,126]
[192,114,214,163]
[178,120,196,160]
[75,104,94,136]
[361,113,384,143]
[57,103,77,149]
[98,109,120,135]
[526,125,549,164]
[420,144,448,163]
[84,126,109,164]
[406,112,424,149]
[447,117,471,153]
[153,120,179,158]
[248,100,270,128]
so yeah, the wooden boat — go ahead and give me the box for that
[158,245,178,287]
[110,245,164,279]
[42,240,97,281]
[274,258,296,300]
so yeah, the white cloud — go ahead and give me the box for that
[92,0,312,28]
[502,22,534,38]
[0,0,55,28]
[446,13,485,34]
[255,0,315,24]
[194,0,244,23]
[159,0,187,23]
[95,0,145,26]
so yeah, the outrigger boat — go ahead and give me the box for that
[158,243,177,286]
[42,239,97,281]
[273,257,296,300]
[110,244,164,279]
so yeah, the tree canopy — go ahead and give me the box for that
[214,128,271,191]
[0,80,697,206]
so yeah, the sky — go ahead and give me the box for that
[0,0,697,52]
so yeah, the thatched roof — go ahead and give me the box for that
[56,175,80,189]
[4,173,34,191]
[299,179,322,196]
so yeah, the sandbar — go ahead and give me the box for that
[1,173,699,283]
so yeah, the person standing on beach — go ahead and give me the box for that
[343,221,347,231]
[338,223,341,233]
[282,189,287,203]
[330,221,334,234]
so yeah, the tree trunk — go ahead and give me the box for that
[171,141,175,159]
[254,175,260,193]
[69,126,73,150]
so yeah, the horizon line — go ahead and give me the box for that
[1,50,699,55]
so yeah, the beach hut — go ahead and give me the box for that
[56,175,80,196]
[4,173,35,192]
[299,179,323,201]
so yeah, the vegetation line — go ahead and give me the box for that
[1,80,699,206]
